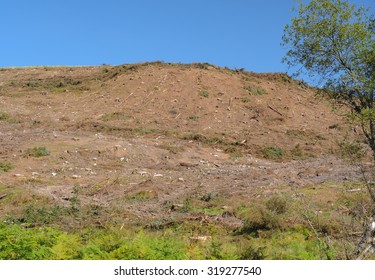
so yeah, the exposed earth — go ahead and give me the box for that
[0,62,373,230]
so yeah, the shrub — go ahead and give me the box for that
[241,207,282,234]
[337,141,365,161]
[262,146,284,160]
[199,91,209,98]
[27,146,50,157]
[0,223,58,259]
[266,195,288,214]
[0,161,13,173]
[290,144,304,159]
[0,112,10,121]
[21,204,65,225]
[189,115,200,121]
[243,85,267,96]
[201,193,215,202]
[240,245,266,260]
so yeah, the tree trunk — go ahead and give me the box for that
[355,215,375,259]
[369,120,375,163]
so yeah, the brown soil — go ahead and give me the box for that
[0,62,371,225]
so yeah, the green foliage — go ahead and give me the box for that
[282,0,375,160]
[0,223,58,259]
[262,146,284,160]
[100,112,130,122]
[131,190,158,200]
[0,224,188,260]
[27,146,50,157]
[243,85,266,96]
[338,140,365,161]
[0,112,10,121]
[199,91,209,98]
[239,245,266,260]
[201,193,215,202]
[188,115,200,121]
[0,161,13,173]
[266,195,288,214]
[51,234,83,260]
[290,144,305,159]
[22,204,65,225]
[241,97,250,103]
[283,0,373,79]
[240,204,284,234]
[262,230,328,260]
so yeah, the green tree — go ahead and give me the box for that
[282,0,375,161]
[282,0,375,259]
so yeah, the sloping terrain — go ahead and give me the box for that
[0,62,373,259]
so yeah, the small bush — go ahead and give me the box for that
[290,144,304,159]
[21,204,65,225]
[262,146,284,160]
[338,141,365,161]
[199,91,209,98]
[240,245,266,260]
[244,85,267,96]
[241,207,282,234]
[201,193,215,202]
[0,161,13,173]
[189,115,200,121]
[0,112,10,121]
[131,190,158,200]
[266,195,288,214]
[27,146,51,157]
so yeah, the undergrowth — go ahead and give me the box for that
[1,178,374,260]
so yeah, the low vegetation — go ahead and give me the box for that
[243,85,267,96]
[0,162,13,173]
[0,112,10,121]
[26,146,51,158]
[0,179,372,260]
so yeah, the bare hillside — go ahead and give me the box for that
[0,62,370,226]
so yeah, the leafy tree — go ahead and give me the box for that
[282,0,375,259]
[282,0,375,161]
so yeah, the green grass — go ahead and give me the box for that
[0,112,10,121]
[100,112,130,122]
[199,91,209,98]
[0,219,339,260]
[26,146,51,157]
[0,162,13,173]
[1,179,373,260]
[243,85,267,96]
[189,115,200,121]
[262,146,284,160]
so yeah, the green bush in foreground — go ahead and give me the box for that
[0,221,340,260]
[0,223,187,260]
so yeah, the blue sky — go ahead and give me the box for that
[1,0,374,78]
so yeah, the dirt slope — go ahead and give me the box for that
[0,62,370,225]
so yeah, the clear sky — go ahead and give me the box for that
[1,0,374,77]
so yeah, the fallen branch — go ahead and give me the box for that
[117,92,134,106]
[267,104,283,116]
